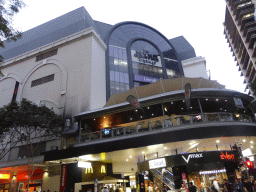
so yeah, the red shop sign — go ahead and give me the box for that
[220,151,235,161]
[17,169,44,182]
[60,164,67,192]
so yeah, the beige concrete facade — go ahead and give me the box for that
[0,28,106,173]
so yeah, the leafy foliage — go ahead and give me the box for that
[0,98,65,160]
[0,0,25,75]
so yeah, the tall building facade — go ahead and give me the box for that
[0,6,217,192]
[224,0,256,93]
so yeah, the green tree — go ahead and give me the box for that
[0,0,25,75]
[0,98,64,191]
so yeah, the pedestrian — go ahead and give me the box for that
[211,178,219,192]
[234,178,244,192]
[243,178,253,192]
[189,182,196,192]
[223,179,233,192]
[104,187,109,192]
[115,186,119,192]
[163,185,167,192]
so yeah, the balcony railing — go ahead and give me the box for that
[78,113,254,144]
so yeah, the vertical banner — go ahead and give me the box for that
[12,81,19,101]
[185,83,191,111]
[94,178,98,192]
[60,164,67,192]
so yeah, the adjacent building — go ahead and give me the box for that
[224,0,256,93]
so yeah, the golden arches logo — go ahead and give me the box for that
[101,165,106,173]
[84,166,93,174]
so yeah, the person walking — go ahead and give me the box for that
[234,178,244,192]
[243,178,253,192]
[223,179,233,192]
[163,185,167,192]
[115,186,119,192]
[189,182,197,192]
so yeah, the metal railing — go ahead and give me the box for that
[78,113,254,144]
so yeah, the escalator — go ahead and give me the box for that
[150,168,175,190]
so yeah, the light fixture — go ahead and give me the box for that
[164,107,167,112]
[216,99,219,101]
[130,156,132,158]
[126,159,128,161]
[206,99,208,101]
[183,100,185,102]
[251,146,254,148]
[171,102,173,104]
[142,151,144,154]
[181,108,183,110]
[216,140,220,143]
[104,117,105,118]
[135,109,138,112]
[190,143,193,145]
[140,116,142,118]
[145,158,148,160]
[147,107,150,109]
[130,118,132,121]
[225,100,227,102]
[243,139,246,142]
[154,154,157,156]
[250,141,253,144]
[152,114,154,116]
[164,147,167,149]
[93,119,95,121]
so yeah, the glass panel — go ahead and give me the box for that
[110,71,115,81]
[119,72,125,83]
[124,73,129,84]
[114,71,120,82]
[120,83,125,93]
[109,46,114,57]
[115,82,120,94]
[113,47,118,58]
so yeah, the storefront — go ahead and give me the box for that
[138,151,238,191]
[16,168,44,192]
[0,171,12,192]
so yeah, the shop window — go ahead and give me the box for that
[31,74,54,87]
[18,142,46,159]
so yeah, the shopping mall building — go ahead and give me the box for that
[0,6,255,192]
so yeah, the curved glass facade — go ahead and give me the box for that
[106,22,184,98]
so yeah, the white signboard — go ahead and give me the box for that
[149,158,166,169]
[131,50,162,67]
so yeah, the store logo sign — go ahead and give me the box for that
[149,158,166,169]
[220,151,235,161]
[134,50,159,65]
[182,153,203,163]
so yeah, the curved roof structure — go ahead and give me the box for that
[104,77,225,107]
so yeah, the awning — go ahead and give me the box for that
[105,77,225,107]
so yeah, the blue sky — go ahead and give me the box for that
[12,0,246,93]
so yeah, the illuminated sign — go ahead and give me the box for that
[182,153,203,163]
[0,174,10,179]
[101,165,106,173]
[199,169,226,175]
[149,158,166,169]
[78,161,91,168]
[233,97,244,108]
[220,151,235,161]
